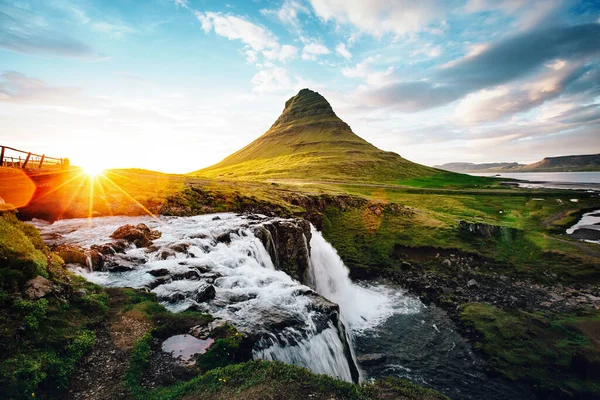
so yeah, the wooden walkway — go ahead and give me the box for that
[0,145,66,171]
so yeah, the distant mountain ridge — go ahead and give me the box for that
[436,154,600,173]
[433,162,525,173]
[193,89,437,183]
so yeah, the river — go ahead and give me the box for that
[35,213,533,400]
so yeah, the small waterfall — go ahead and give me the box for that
[253,322,354,382]
[85,254,93,272]
[307,225,400,331]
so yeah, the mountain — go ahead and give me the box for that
[436,154,600,173]
[520,154,600,171]
[434,162,525,173]
[192,89,437,183]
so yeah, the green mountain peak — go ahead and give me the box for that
[192,89,437,183]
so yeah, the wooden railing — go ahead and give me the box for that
[0,145,67,170]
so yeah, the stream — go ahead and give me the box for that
[35,213,533,399]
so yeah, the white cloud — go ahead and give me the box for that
[465,0,567,30]
[194,11,298,63]
[335,43,351,60]
[262,1,308,29]
[195,12,278,51]
[410,44,442,58]
[302,42,330,60]
[453,61,581,124]
[173,0,189,9]
[342,57,395,86]
[309,0,445,37]
[251,67,293,93]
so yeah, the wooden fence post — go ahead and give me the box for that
[38,154,45,169]
[22,152,31,169]
[0,146,4,167]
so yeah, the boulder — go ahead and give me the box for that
[55,244,87,265]
[110,223,161,248]
[195,284,216,303]
[458,221,519,239]
[570,228,600,241]
[216,232,232,244]
[467,279,479,288]
[24,276,52,299]
[357,353,387,365]
[253,219,312,283]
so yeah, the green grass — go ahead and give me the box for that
[397,172,506,189]
[128,359,449,400]
[460,303,600,396]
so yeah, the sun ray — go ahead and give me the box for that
[101,174,161,221]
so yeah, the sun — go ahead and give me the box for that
[81,163,106,177]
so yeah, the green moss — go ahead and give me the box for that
[0,213,108,399]
[0,213,48,291]
[460,303,600,396]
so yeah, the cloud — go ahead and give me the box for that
[261,0,308,29]
[251,67,301,93]
[0,71,84,104]
[410,44,442,58]
[465,0,569,30]
[335,43,351,59]
[356,23,600,113]
[342,57,395,86]
[308,0,446,37]
[453,62,593,124]
[301,42,330,60]
[195,11,279,51]
[0,4,98,58]
[194,11,298,63]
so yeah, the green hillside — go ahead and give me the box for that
[192,89,439,183]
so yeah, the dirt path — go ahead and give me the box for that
[67,289,151,400]
[67,323,131,400]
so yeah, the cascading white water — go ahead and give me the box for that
[36,214,361,382]
[307,226,421,332]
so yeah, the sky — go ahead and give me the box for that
[0,0,599,173]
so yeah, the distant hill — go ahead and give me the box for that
[192,89,438,183]
[436,154,600,173]
[434,162,525,173]
[520,154,600,172]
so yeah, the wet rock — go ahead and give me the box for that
[169,243,190,253]
[212,216,221,221]
[400,261,412,271]
[55,244,87,265]
[148,276,171,290]
[110,223,161,248]
[570,228,600,241]
[172,270,201,281]
[106,265,135,273]
[441,259,452,268]
[253,219,312,283]
[467,279,479,288]
[148,268,170,277]
[158,249,176,260]
[216,232,231,244]
[25,275,52,299]
[195,284,216,303]
[357,353,387,365]
[157,291,187,303]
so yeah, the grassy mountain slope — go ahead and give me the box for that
[192,89,438,183]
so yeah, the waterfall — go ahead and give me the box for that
[307,225,402,332]
[38,214,362,383]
